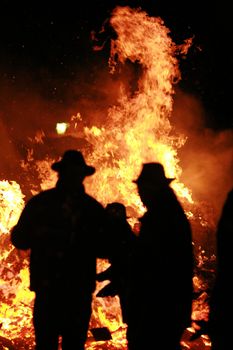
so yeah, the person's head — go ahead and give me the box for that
[133,162,174,206]
[51,149,95,190]
[105,202,128,221]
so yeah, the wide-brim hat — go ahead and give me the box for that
[133,162,175,188]
[51,149,95,176]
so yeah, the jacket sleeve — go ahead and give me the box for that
[10,200,34,250]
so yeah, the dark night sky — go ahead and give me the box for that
[0,0,232,130]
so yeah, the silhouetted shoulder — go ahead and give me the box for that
[23,188,58,207]
[84,193,104,209]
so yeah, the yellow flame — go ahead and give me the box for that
[0,181,25,234]
[0,180,34,345]
[83,6,193,213]
[0,6,207,349]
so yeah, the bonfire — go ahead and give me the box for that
[0,6,215,349]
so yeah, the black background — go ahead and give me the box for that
[0,0,232,129]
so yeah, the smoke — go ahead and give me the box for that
[0,63,135,179]
[172,88,233,220]
[0,71,65,179]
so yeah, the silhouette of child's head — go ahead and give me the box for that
[105,202,128,220]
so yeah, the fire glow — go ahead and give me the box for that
[0,6,212,349]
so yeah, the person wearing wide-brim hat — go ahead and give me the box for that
[11,149,109,350]
[127,162,194,350]
[132,162,175,208]
[51,149,96,193]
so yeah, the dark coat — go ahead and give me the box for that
[127,186,194,348]
[96,212,137,323]
[208,188,233,348]
[11,185,107,294]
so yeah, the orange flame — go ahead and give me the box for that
[84,6,193,213]
[0,181,34,347]
[0,6,210,349]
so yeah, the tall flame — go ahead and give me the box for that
[84,6,193,214]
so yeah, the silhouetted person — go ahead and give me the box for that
[126,162,194,350]
[96,202,137,324]
[208,187,233,350]
[10,150,108,350]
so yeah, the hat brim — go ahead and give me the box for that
[51,161,96,176]
[133,177,175,185]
